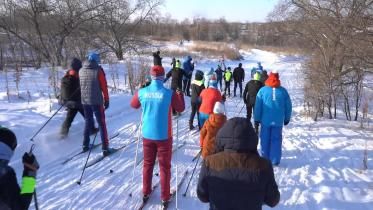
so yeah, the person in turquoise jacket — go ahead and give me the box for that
[254,70,292,166]
[130,65,185,206]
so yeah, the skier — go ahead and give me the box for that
[223,67,233,97]
[258,62,263,71]
[59,58,98,139]
[254,70,292,166]
[164,60,186,91]
[214,65,224,91]
[0,127,40,210]
[243,72,263,133]
[200,102,227,158]
[197,117,280,210]
[189,70,205,130]
[153,50,162,66]
[130,65,185,207]
[233,63,245,97]
[198,75,223,128]
[182,56,194,96]
[164,60,187,115]
[79,52,111,156]
[170,57,176,69]
[204,67,216,88]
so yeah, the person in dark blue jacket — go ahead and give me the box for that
[254,70,292,166]
[197,117,280,210]
[182,56,194,96]
[215,65,224,91]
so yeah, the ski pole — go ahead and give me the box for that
[33,189,39,210]
[182,151,201,197]
[175,115,179,209]
[30,104,65,142]
[129,117,142,197]
[237,103,246,117]
[76,132,98,185]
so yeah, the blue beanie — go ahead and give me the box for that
[87,52,100,64]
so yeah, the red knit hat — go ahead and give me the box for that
[265,70,281,87]
[150,65,165,80]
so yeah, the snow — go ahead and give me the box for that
[0,48,372,210]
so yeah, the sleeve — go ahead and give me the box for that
[171,91,185,112]
[200,125,207,148]
[243,83,248,104]
[284,89,292,123]
[6,169,34,210]
[254,90,263,122]
[242,69,245,81]
[98,68,109,102]
[164,70,172,82]
[197,160,210,203]
[263,165,280,207]
[130,91,141,109]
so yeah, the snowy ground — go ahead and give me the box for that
[0,49,372,210]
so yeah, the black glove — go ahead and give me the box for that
[22,152,39,177]
[104,101,109,110]
[284,121,290,126]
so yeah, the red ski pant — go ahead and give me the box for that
[142,138,172,201]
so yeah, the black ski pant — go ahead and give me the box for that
[189,102,201,128]
[183,79,191,96]
[224,81,231,96]
[246,103,254,121]
[217,78,223,91]
[61,107,85,135]
[234,81,243,97]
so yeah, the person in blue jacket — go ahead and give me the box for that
[182,56,194,96]
[254,70,292,166]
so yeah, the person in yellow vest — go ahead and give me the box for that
[224,67,233,97]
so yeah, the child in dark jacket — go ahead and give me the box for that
[197,117,280,210]
[0,127,40,210]
[189,70,205,130]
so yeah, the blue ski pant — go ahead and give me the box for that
[260,125,283,165]
[82,104,109,150]
[198,112,210,129]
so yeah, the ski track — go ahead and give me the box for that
[1,49,372,210]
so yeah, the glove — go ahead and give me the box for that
[22,152,39,177]
[104,101,109,110]
[284,121,290,126]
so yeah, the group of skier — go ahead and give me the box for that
[0,50,292,210]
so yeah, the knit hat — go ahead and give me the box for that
[87,52,100,64]
[0,127,17,151]
[213,102,225,114]
[265,70,281,87]
[150,65,165,80]
[70,58,82,71]
[208,73,218,88]
[195,70,204,81]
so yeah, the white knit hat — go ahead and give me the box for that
[213,102,225,114]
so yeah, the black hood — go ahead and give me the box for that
[70,58,82,71]
[215,117,258,153]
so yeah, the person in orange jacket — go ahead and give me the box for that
[200,102,227,158]
[198,74,223,128]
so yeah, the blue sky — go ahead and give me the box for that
[161,0,280,22]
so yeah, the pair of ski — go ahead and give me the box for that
[138,169,189,210]
[61,132,120,165]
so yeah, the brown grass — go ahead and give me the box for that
[190,41,242,60]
